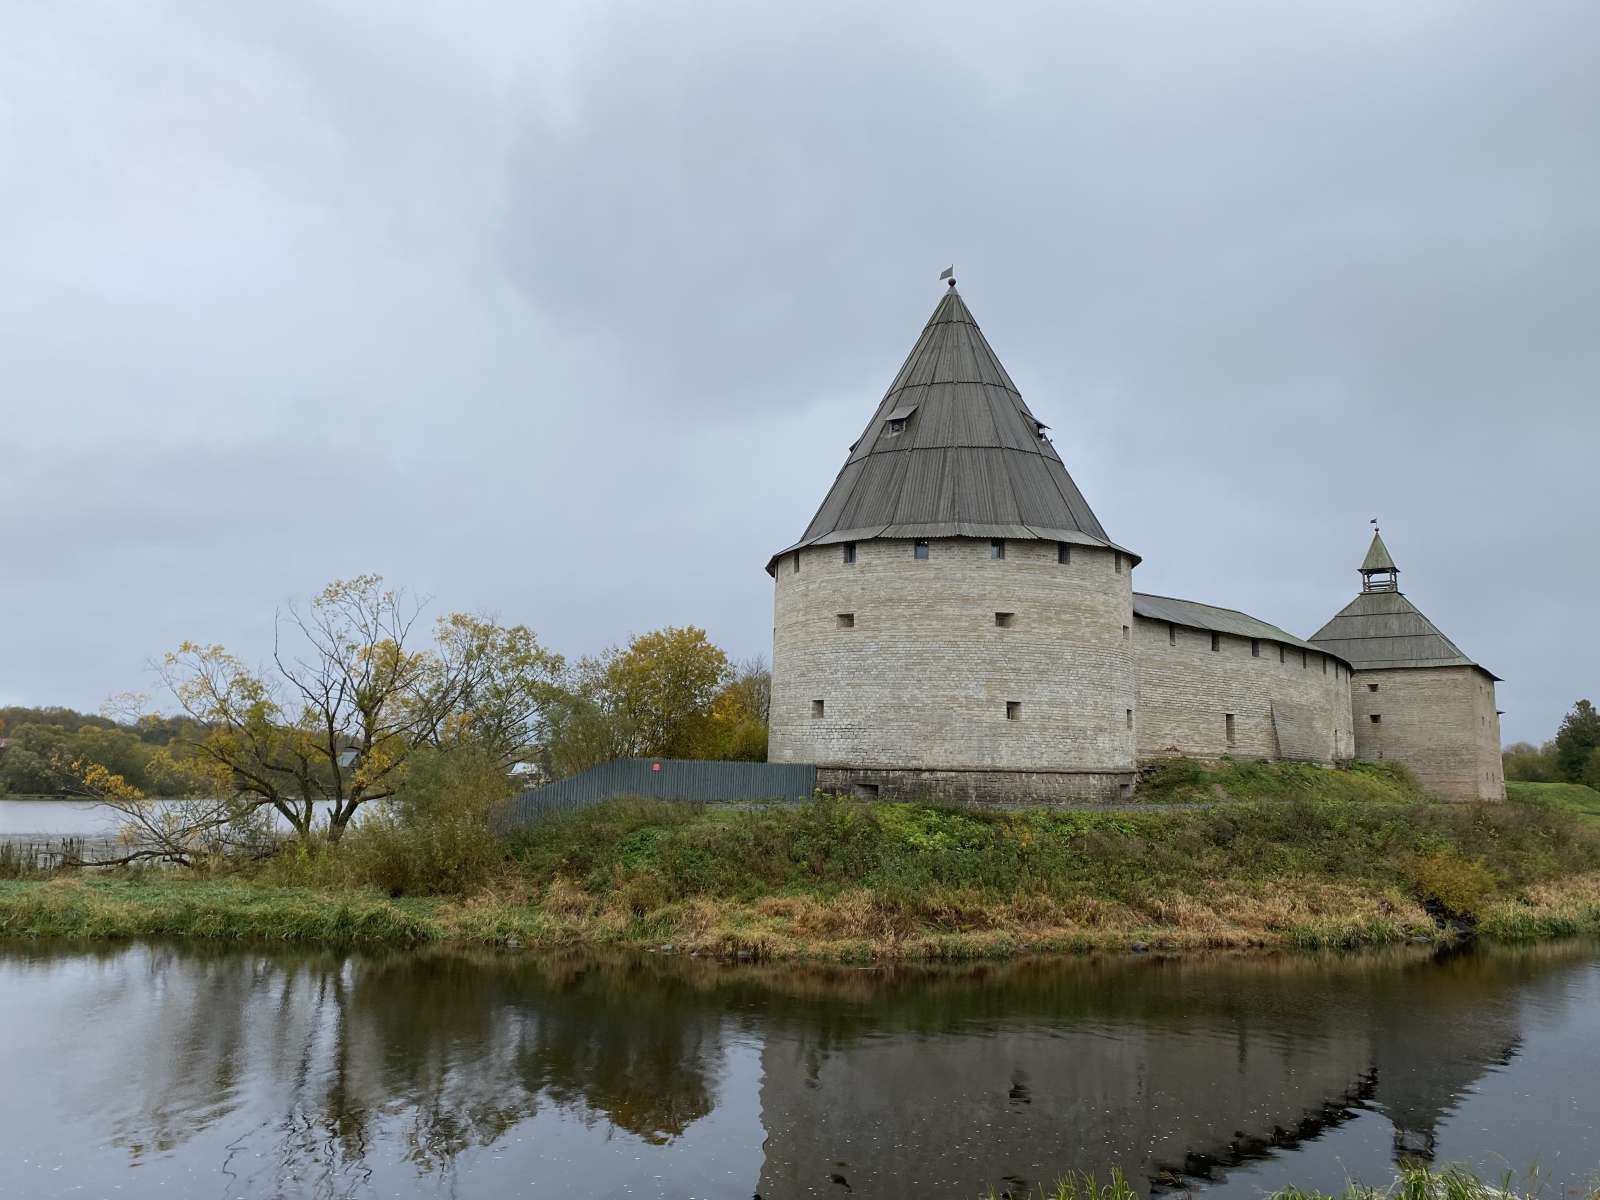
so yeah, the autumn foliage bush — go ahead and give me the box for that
[337,746,514,896]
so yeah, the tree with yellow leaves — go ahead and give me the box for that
[157,576,561,842]
[534,629,769,777]
[63,751,267,867]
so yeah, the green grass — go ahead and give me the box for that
[981,1165,1598,1200]
[1506,780,1600,820]
[1137,757,1421,804]
[0,879,438,946]
[0,842,42,880]
[507,775,1599,913]
[981,1168,1136,1200]
[6,762,1600,959]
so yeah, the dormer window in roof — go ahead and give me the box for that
[1034,419,1050,442]
[883,402,918,437]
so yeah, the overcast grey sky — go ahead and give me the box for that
[2,0,1596,744]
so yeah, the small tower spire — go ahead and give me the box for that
[1360,521,1399,593]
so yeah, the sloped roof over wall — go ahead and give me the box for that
[768,285,1136,572]
[1308,590,1499,679]
[1134,592,1346,662]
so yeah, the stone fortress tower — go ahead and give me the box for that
[766,278,1141,804]
[768,279,1503,804]
[1309,531,1505,801]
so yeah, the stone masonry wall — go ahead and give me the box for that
[770,537,1136,796]
[816,766,1135,806]
[1349,667,1505,801]
[1133,615,1355,765]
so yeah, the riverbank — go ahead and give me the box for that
[5,762,1600,958]
[5,870,1600,958]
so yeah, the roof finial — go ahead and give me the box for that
[939,265,955,288]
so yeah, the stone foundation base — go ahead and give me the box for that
[816,766,1137,807]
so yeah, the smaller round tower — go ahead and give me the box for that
[766,280,1140,804]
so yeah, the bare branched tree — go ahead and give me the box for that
[57,754,272,868]
[157,576,562,843]
[730,656,771,724]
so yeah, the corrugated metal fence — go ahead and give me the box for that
[501,759,817,830]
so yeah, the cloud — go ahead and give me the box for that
[1,0,1595,743]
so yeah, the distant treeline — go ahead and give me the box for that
[0,707,207,797]
[1503,699,1600,789]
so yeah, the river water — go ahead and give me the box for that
[0,799,129,837]
[0,942,1597,1200]
[0,798,342,842]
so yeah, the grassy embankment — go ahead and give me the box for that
[1505,779,1600,819]
[4,761,1600,959]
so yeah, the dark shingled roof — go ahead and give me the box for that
[1134,592,1346,661]
[767,285,1137,573]
[1308,590,1499,679]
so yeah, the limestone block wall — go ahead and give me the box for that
[1133,616,1355,765]
[814,765,1136,806]
[1349,667,1504,801]
[770,537,1136,789]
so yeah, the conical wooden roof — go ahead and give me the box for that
[769,285,1134,572]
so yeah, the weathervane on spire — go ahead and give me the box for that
[1361,520,1399,593]
[939,265,955,288]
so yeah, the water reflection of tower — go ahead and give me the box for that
[750,949,1587,1197]
[753,959,1384,1198]
[1367,948,1559,1163]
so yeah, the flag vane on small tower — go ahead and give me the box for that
[939,265,955,288]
